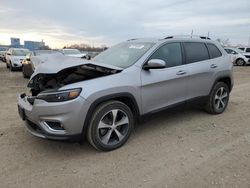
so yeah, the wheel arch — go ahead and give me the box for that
[81,92,140,137]
[214,76,232,92]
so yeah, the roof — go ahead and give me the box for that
[126,35,213,44]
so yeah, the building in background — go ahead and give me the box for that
[10,38,21,48]
[24,40,45,50]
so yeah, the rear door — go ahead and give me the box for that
[183,42,222,99]
[141,42,189,114]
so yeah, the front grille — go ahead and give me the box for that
[245,55,250,58]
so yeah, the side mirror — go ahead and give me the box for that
[143,59,166,70]
[7,52,11,55]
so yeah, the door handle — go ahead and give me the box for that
[210,64,217,68]
[176,70,187,75]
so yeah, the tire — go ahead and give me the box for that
[10,62,14,71]
[6,62,9,69]
[87,100,134,151]
[22,67,28,78]
[204,82,229,114]
[236,58,245,66]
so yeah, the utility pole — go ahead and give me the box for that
[191,29,193,38]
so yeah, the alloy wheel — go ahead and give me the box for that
[97,109,129,146]
[214,87,228,111]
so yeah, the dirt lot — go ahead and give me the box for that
[0,62,250,188]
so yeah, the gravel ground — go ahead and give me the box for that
[0,62,249,188]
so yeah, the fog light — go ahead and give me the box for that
[45,121,64,130]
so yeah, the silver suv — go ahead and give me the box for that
[17,36,233,151]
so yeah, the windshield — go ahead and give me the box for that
[12,49,30,56]
[63,49,81,55]
[93,42,154,68]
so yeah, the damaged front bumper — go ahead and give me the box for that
[17,93,90,140]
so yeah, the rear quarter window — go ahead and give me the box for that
[184,42,209,64]
[207,43,222,58]
[246,48,250,53]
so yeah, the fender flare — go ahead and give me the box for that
[81,92,140,136]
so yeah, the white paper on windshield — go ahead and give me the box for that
[129,45,145,49]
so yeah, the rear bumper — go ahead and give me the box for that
[17,93,91,140]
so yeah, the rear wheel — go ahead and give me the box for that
[236,58,245,66]
[87,101,134,151]
[204,82,229,114]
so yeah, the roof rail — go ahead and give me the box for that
[127,38,137,41]
[163,35,211,40]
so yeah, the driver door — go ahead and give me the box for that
[140,42,189,114]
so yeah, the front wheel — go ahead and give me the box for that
[9,62,14,71]
[236,59,245,66]
[87,101,134,151]
[204,82,229,114]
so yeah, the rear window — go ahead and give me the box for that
[184,42,209,64]
[207,43,222,58]
[246,48,250,53]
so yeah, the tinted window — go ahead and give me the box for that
[246,48,250,52]
[207,43,222,58]
[184,42,209,64]
[224,49,232,54]
[239,48,244,51]
[149,43,182,68]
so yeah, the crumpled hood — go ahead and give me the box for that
[30,53,123,79]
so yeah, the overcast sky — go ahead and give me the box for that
[0,0,250,48]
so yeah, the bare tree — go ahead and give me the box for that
[64,43,108,52]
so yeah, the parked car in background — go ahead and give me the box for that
[238,47,250,59]
[59,49,87,58]
[224,48,249,66]
[87,51,100,59]
[6,48,30,71]
[22,50,60,78]
[0,51,6,62]
[17,36,233,151]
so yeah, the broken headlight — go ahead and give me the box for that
[36,88,82,102]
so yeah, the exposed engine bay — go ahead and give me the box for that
[28,64,121,96]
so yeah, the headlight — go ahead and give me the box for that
[36,88,82,102]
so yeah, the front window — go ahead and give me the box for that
[63,49,81,55]
[149,42,183,68]
[93,42,154,68]
[12,49,30,56]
